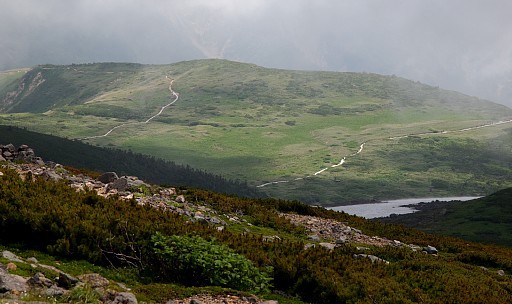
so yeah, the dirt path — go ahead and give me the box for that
[257,118,512,188]
[82,76,179,140]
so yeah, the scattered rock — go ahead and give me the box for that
[6,263,17,271]
[166,294,272,304]
[307,234,321,242]
[26,257,39,264]
[109,177,129,192]
[283,214,401,247]
[77,273,110,288]
[27,272,54,288]
[319,243,336,250]
[353,254,389,264]
[175,195,186,204]
[41,170,62,181]
[45,285,66,297]
[422,245,438,255]
[2,251,24,263]
[57,271,79,289]
[498,270,505,276]
[102,290,138,304]
[97,172,119,184]
[0,268,29,294]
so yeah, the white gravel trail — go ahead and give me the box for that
[82,76,178,140]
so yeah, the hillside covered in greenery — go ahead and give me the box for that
[377,188,512,247]
[1,163,512,303]
[1,60,512,203]
[0,125,262,198]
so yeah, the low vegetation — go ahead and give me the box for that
[1,166,512,303]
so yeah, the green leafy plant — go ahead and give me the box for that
[61,286,101,304]
[151,232,272,292]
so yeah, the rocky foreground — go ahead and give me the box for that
[0,144,444,303]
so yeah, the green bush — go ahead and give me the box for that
[151,233,272,292]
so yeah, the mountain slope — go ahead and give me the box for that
[1,60,512,203]
[0,125,263,198]
[1,161,512,303]
[377,188,512,247]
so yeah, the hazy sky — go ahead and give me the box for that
[2,0,512,106]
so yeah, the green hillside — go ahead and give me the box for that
[1,164,512,303]
[0,125,262,198]
[1,60,512,203]
[377,188,512,247]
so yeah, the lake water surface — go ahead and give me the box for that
[329,197,480,219]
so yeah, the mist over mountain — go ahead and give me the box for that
[2,0,512,106]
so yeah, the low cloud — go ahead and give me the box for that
[2,0,512,106]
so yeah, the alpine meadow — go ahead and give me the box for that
[1,60,512,204]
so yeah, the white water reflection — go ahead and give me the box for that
[329,197,480,219]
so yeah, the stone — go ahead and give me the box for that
[46,285,66,297]
[307,234,320,242]
[422,245,438,255]
[77,273,110,288]
[175,195,186,203]
[0,155,5,162]
[0,268,28,294]
[127,179,147,188]
[497,270,505,276]
[319,243,336,250]
[15,151,28,161]
[41,170,62,181]
[190,299,202,304]
[33,157,45,165]
[57,271,79,289]
[304,243,316,250]
[2,251,24,263]
[27,272,54,288]
[2,151,12,159]
[97,172,119,184]
[5,263,16,271]
[4,144,15,153]
[208,216,224,225]
[109,177,129,192]
[102,291,138,304]
[26,257,39,264]
[242,296,259,303]
[335,238,347,245]
[261,301,279,304]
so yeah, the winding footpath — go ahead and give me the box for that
[82,76,178,140]
[257,119,512,188]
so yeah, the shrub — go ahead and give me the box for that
[151,233,272,292]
